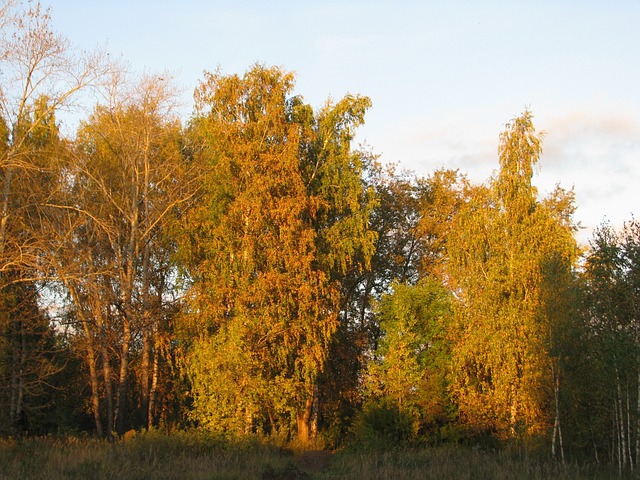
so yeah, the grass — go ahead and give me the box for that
[0,431,632,479]
[325,447,629,480]
[0,431,297,480]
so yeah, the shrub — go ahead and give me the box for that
[352,401,414,449]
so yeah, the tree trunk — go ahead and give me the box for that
[296,393,314,445]
[115,164,141,436]
[311,392,319,439]
[86,342,103,437]
[68,283,104,437]
[140,237,152,428]
[616,366,628,469]
[590,423,600,464]
[615,399,622,475]
[148,334,159,429]
[626,384,633,469]
[551,364,565,464]
[115,316,131,436]
[9,317,25,435]
[0,166,14,258]
[140,329,151,426]
[99,318,114,439]
[637,368,640,467]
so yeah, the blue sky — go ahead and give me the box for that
[45,1,640,244]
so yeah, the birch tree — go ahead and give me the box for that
[582,220,640,470]
[446,111,579,441]
[182,65,376,443]
[50,73,193,437]
[0,0,110,435]
[0,0,110,270]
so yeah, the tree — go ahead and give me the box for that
[417,168,468,280]
[181,65,376,443]
[0,89,69,437]
[446,111,579,441]
[316,163,429,443]
[0,276,61,435]
[0,0,110,271]
[0,1,110,436]
[363,277,453,442]
[49,73,193,437]
[579,219,640,470]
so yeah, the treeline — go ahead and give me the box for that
[1,1,639,470]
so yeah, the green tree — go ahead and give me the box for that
[0,277,61,435]
[446,111,579,441]
[579,220,640,470]
[318,163,433,444]
[363,277,453,443]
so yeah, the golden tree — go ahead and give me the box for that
[446,112,578,440]
[50,73,193,437]
[181,65,376,443]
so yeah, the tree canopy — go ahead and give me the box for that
[1,3,639,470]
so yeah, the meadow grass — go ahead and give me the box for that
[0,431,298,480]
[0,432,632,479]
[323,447,629,480]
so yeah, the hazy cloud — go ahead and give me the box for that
[538,109,640,239]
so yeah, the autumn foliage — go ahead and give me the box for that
[2,2,640,472]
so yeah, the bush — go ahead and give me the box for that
[352,401,414,449]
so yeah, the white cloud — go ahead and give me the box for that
[538,108,640,240]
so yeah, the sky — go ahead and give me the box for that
[44,0,640,245]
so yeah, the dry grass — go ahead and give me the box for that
[323,447,628,480]
[0,433,631,480]
[0,432,298,480]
